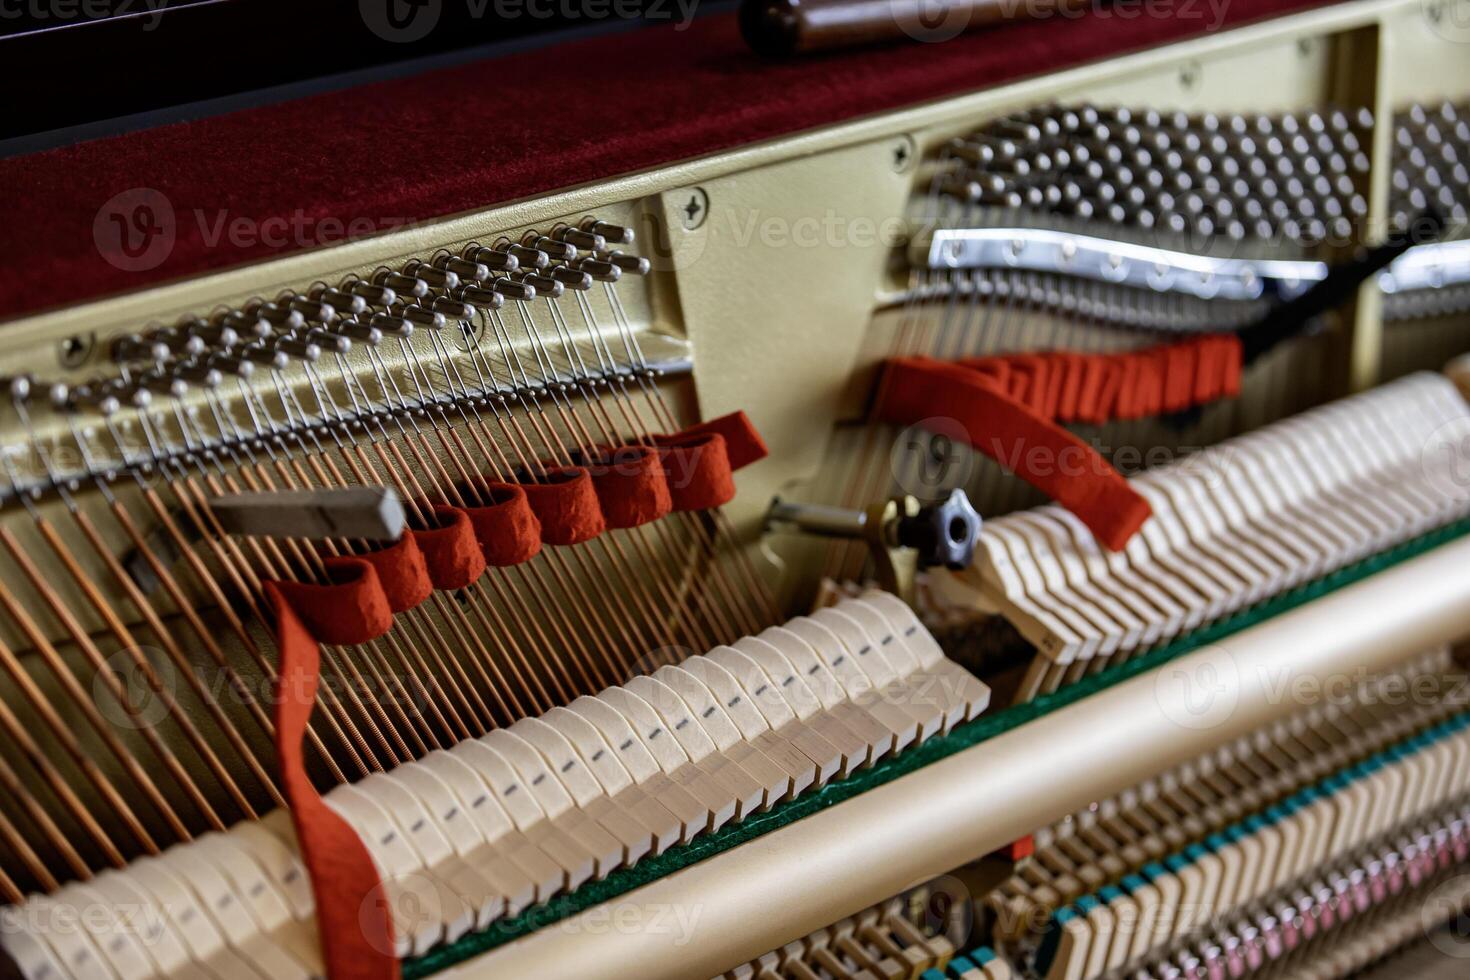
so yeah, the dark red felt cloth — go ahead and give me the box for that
[355,534,433,613]
[0,0,1335,323]
[664,411,770,471]
[264,583,399,980]
[271,558,395,646]
[590,445,673,529]
[659,433,738,512]
[413,505,488,590]
[466,485,544,566]
[519,467,608,546]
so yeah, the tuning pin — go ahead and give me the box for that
[303,329,352,356]
[463,243,520,272]
[70,380,129,414]
[580,217,634,245]
[511,237,556,267]
[111,334,170,364]
[431,253,490,283]
[218,310,273,340]
[450,285,506,311]
[341,279,398,306]
[2,374,33,402]
[401,259,459,290]
[571,257,620,283]
[487,276,536,301]
[373,269,430,299]
[332,320,385,345]
[392,304,448,330]
[170,360,224,389]
[248,300,306,331]
[549,266,593,291]
[551,224,605,252]
[206,352,256,378]
[308,285,368,316]
[272,336,322,361]
[240,344,290,371]
[603,251,649,275]
[184,319,239,348]
[430,297,476,321]
[362,313,413,338]
[7,374,69,408]
[512,270,564,299]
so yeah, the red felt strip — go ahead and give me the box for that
[412,506,487,590]
[872,357,1152,551]
[658,433,737,512]
[465,485,543,566]
[589,445,673,529]
[354,535,433,614]
[1163,342,1196,413]
[270,559,394,646]
[265,583,399,980]
[663,411,770,471]
[1056,352,1085,423]
[520,468,607,546]
[1218,334,1244,398]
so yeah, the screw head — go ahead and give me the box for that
[891,135,917,173]
[679,187,709,231]
[58,333,96,368]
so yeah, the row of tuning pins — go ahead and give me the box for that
[941,269,1263,333]
[936,104,1372,248]
[64,218,646,416]
[1391,101,1470,230]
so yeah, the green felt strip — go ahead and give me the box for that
[406,518,1470,978]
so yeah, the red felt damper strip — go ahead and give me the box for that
[520,468,607,546]
[1076,355,1110,425]
[354,535,433,613]
[660,411,770,471]
[1217,334,1245,399]
[465,485,543,566]
[264,582,399,980]
[872,357,1152,551]
[1163,342,1197,413]
[270,559,394,646]
[1056,352,1085,423]
[412,506,487,590]
[658,433,737,512]
[589,445,673,529]
[1134,353,1164,419]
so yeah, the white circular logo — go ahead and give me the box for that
[360,0,442,43]
[360,872,443,955]
[94,648,175,731]
[1154,645,1240,731]
[1422,416,1470,503]
[1423,875,1470,958]
[94,188,175,272]
[890,418,975,500]
[1423,0,1470,43]
[891,0,975,43]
